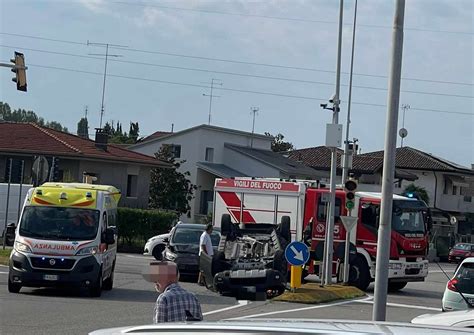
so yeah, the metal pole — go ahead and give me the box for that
[373,0,405,321]
[99,44,109,129]
[324,0,344,286]
[250,107,259,148]
[17,160,24,222]
[3,158,12,249]
[341,0,358,185]
[343,209,353,284]
[208,79,214,125]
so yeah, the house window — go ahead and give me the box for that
[452,185,458,196]
[199,190,214,215]
[127,175,138,197]
[163,144,181,158]
[443,178,451,195]
[205,147,214,162]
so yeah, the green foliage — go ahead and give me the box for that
[265,132,295,152]
[403,183,430,205]
[77,117,89,139]
[149,145,197,216]
[116,207,177,246]
[0,101,68,132]
[102,120,140,144]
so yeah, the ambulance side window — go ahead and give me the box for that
[107,210,117,228]
[317,196,342,222]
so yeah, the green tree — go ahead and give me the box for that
[403,183,430,205]
[149,145,197,216]
[77,117,89,139]
[129,122,139,143]
[265,132,295,152]
[0,101,68,132]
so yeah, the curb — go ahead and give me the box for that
[273,283,365,304]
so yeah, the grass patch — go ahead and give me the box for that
[0,248,12,266]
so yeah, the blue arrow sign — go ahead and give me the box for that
[285,241,310,266]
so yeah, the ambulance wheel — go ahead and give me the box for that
[348,256,370,291]
[8,278,21,293]
[89,269,103,297]
[103,263,115,291]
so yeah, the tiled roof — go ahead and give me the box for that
[0,122,168,167]
[225,144,321,177]
[289,145,473,175]
[287,146,344,170]
[139,131,171,143]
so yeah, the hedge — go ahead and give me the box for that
[116,207,177,248]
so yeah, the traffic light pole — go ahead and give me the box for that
[323,0,344,286]
[2,159,13,250]
[373,0,406,321]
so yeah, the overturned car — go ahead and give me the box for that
[200,214,291,298]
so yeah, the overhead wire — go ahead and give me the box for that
[1,44,473,100]
[1,32,472,87]
[26,63,474,116]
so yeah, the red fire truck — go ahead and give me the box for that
[213,177,431,291]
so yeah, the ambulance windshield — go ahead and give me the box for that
[19,206,100,241]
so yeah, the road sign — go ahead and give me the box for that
[285,241,310,266]
[340,216,358,231]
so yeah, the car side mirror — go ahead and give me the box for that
[104,228,115,245]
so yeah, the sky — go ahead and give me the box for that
[0,0,473,166]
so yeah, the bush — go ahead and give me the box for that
[116,208,177,249]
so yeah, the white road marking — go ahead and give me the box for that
[358,300,442,312]
[230,296,373,319]
[203,300,249,316]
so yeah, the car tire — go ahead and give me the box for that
[273,250,288,278]
[89,269,103,298]
[388,281,408,292]
[348,255,371,291]
[102,262,115,291]
[152,244,166,261]
[8,278,21,293]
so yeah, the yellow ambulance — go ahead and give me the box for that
[8,183,120,297]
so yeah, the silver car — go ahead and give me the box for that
[442,257,474,311]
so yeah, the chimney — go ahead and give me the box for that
[95,128,108,151]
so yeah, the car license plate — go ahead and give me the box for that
[406,264,421,268]
[43,274,58,281]
[243,286,256,293]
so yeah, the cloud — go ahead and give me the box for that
[79,0,107,13]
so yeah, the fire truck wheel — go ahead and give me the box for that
[388,281,407,292]
[349,256,370,291]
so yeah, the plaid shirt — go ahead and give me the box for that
[153,283,203,323]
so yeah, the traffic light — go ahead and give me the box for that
[344,178,358,211]
[10,51,27,92]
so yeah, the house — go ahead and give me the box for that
[289,145,474,257]
[129,124,320,222]
[0,122,169,208]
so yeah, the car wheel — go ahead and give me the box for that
[8,278,21,293]
[103,262,115,291]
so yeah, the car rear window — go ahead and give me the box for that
[453,244,472,251]
[455,262,474,294]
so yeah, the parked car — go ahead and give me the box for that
[412,310,474,328]
[144,233,170,258]
[161,223,220,276]
[442,257,474,311]
[448,243,474,263]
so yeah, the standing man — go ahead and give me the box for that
[153,261,203,323]
[198,223,214,285]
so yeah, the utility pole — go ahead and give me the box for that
[250,107,259,148]
[341,0,358,185]
[202,79,222,125]
[87,41,127,128]
[323,0,344,286]
[373,0,406,321]
[399,104,410,147]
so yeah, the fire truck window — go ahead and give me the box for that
[361,204,379,229]
[317,197,341,222]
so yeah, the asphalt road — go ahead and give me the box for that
[0,254,458,334]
